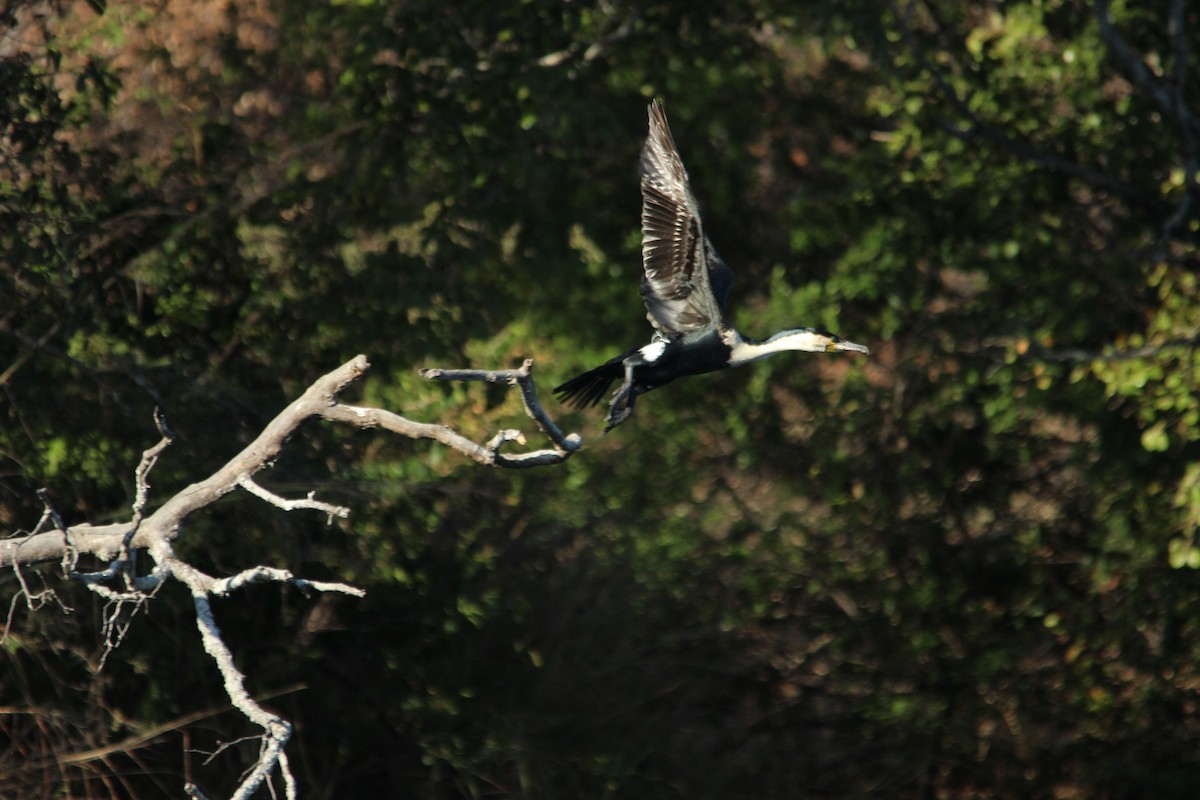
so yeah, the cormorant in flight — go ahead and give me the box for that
[555,100,868,432]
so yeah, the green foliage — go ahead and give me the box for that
[3,0,1200,798]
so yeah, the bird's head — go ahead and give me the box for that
[766,328,870,354]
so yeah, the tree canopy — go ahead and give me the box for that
[3,0,1199,797]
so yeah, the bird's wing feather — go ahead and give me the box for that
[639,100,731,338]
[705,243,734,317]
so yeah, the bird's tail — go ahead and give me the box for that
[553,354,627,409]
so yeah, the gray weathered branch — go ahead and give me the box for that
[419,358,583,467]
[3,353,580,797]
[2,354,580,568]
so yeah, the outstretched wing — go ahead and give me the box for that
[639,99,733,338]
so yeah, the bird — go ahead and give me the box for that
[554,100,869,433]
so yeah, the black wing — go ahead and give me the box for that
[639,99,733,338]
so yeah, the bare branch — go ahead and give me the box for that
[210,565,365,599]
[6,558,71,617]
[419,358,583,466]
[277,751,297,799]
[132,409,176,529]
[95,593,153,670]
[1,491,74,642]
[1,356,369,568]
[3,353,580,568]
[167,554,296,800]
[36,487,68,537]
[0,318,166,405]
[12,693,302,774]
[58,410,178,619]
[0,320,61,388]
[2,352,571,795]
[237,476,350,522]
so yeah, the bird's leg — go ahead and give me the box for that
[603,361,639,434]
[604,389,639,434]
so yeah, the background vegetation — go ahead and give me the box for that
[3,0,1199,797]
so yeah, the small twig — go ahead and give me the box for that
[237,476,350,523]
[65,415,176,605]
[7,558,71,617]
[2,593,22,644]
[198,734,263,767]
[16,693,302,773]
[70,555,164,669]
[23,509,50,537]
[72,557,170,593]
[0,319,165,405]
[0,320,61,388]
[5,492,74,627]
[96,593,153,670]
[49,493,85,578]
[75,578,145,602]
[37,488,68,537]
[132,409,176,528]
[418,366,522,383]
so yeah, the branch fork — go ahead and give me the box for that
[3,353,579,797]
[419,358,584,467]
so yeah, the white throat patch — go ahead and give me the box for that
[726,329,827,367]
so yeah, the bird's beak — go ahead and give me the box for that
[829,339,869,355]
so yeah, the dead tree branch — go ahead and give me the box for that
[2,354,579,569]
[1,353,580,798]
[168,553,299,800]
[237,476,351,522]
[419,358,583,467]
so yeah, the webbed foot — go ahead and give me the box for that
[603,382,639,434]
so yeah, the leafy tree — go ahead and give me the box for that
[3,0,1199,798]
